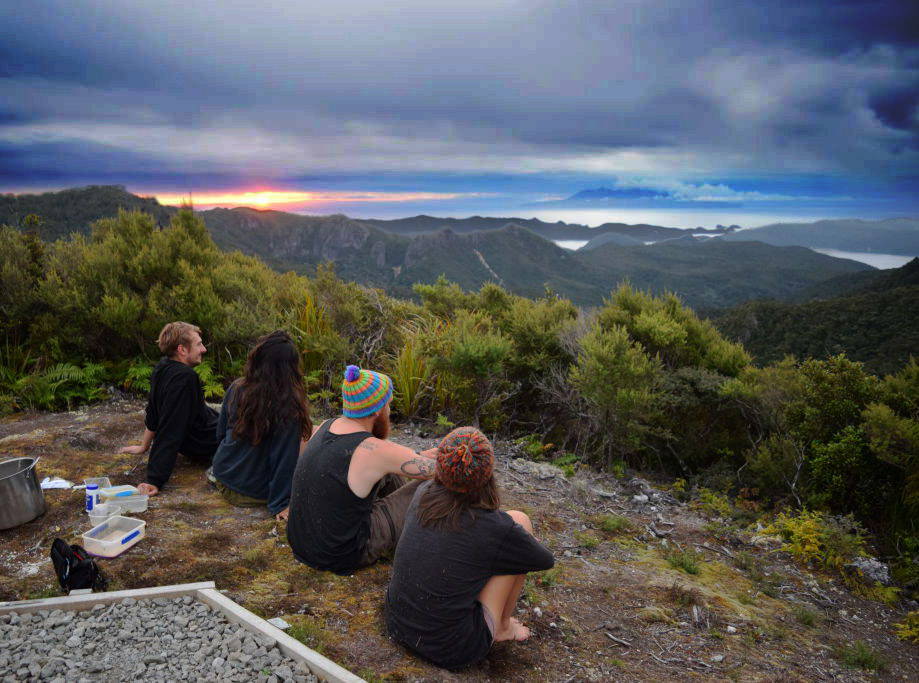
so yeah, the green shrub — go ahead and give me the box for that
[433,413,455,436]
[863,401,919,511]
[13,362,108,411]
[694,488,733,518]
[744,434,806,505]
[592,514,633,534]
[598,285,750,376]
[764,509,866,572]
[786,355,880,444]
[194,360,224,400]
[121,359,153,393]
[847,580,900,606]
[792,605,819,627]
[533,566,562,587]
[894,610,919,644]
[665,548,702,575]
[569,322,662,465]
[573,530,601,549]
[551,452,578,477]
[386,321,432,418]
[836,640,886,671]
[515,434,554,460]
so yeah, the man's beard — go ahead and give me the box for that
[371,411,390,440]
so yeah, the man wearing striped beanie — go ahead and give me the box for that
[286,365,438,573]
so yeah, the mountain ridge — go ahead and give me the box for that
[1,185,875,309]
[722,217,919,255]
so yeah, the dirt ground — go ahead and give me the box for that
[1,400,917,682]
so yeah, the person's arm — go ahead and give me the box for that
[120,428,154,454]
[395,447,437,478]
[143,375,195,491]
[349,438,436,496]
[490,521,555,575]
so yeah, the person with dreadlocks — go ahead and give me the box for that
[208,330,313,521]
[385,427,554,670]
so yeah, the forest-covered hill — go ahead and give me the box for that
[708,259,919,374]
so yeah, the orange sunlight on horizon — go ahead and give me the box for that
[153,189,478,209]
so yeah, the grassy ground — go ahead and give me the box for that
[1,400,917,681]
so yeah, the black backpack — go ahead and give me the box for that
[50,538,108,593]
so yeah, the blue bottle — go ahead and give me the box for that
[85,483,98,512]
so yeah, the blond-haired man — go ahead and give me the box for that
[120,322,219,495]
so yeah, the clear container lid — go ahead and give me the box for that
[99,484,140,499]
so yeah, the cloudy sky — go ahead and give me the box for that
[1,0,917,224]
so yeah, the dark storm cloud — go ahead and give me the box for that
[870,87,919,131]
[711,0,919,51]
[0,0,917,182]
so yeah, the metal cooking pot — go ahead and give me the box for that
[0,457,46,530]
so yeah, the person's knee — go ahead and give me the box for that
[506,509,533,534]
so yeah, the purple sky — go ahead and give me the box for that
[2,0,917,222]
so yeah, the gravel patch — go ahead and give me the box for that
[0,596,318,682]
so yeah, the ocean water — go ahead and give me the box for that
[811,249,914,270]
[551,239,916,270]
[555,240,589,250]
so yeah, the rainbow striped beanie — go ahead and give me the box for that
[436,427,494,493]
[342,365,393,418]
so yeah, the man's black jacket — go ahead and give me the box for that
[144,357,219,488]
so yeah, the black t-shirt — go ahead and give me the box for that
[385,481,555,670]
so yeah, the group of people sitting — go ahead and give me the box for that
[121,321,555,669]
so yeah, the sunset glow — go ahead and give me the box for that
[153,189,484,209]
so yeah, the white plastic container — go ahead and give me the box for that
[115,494,148,513]
[98,485,148,513]
[82,515,146,557]
[87,502,123,526]
[84,476,112,490]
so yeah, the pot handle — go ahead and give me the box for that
[26,456,40,471]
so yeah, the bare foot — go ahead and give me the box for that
[494,617,531,642]
[137,483,160,496]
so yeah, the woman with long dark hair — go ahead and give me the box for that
[209,330,312,520]
[385,427,554,670]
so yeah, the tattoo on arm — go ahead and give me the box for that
[400,457,435,478]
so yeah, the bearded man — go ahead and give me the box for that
[120,321,219,495]
[286,365,436,573]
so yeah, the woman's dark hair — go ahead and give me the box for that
[415,476,500,532]
[232,330,311,445]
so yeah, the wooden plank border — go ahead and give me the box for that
[195,587,364,683]
[0,581,215,613]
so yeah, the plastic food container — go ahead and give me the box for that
[115,494,148,513]
[84,476,112,490]
[82,516,146,557]
[87,502,123,525]
[99,484,139,500]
